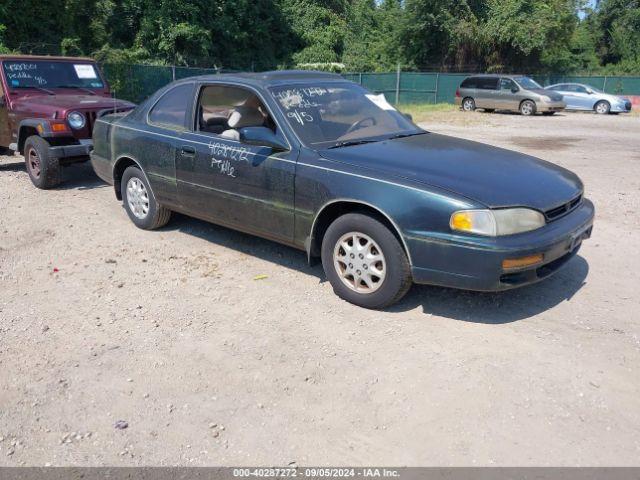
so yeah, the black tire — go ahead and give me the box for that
[594,100,610,114]
[484,108,495,113]
[462,97,476,112]
[24,135,60,189]
[542,111,556,116]
[520,100,537,116]
[321,213,412,309]
[121,165,171,230]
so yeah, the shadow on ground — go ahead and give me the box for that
[0,158,107,191]
[164,213,589,324]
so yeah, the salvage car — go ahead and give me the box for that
[456,74,565,115]
[545,83,632,114]
[0,54,134,188]
[91,71,594,309]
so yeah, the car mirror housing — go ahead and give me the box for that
[239,126,289,152]
[511,87,519,94]
[0,94,5,108]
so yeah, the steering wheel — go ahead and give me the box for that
[345,116,376,136]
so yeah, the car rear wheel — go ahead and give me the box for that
[594,100,610,114]
[520,100,536,116]
[321,213,412,309]
[462,97,476,111]
[24,135,60,189]
[121,166,171,230]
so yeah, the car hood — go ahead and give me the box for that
[13,94,134,111]
[529,88,563,101]
[319,133,583,211]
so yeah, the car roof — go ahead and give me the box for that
[171,70,347,88]
[0,54,96,62]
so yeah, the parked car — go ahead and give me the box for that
[455,74,566,116]
[91,71,593,309]
[0,54,134,188]
[545,83,632,114]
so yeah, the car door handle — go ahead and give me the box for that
[180,145,196,157]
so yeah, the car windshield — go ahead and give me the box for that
[2,60,104,89]
[514,77,542,89]
[270,83,422,148]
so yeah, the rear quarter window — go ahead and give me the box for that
[148,83,194,130]
[460,78,477,89]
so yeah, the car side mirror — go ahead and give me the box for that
[511,87,519,93]
[239,126,289,152]
[401,112,413,122]
[586,89,594,95]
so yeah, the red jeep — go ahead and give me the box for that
[0,55,134,188]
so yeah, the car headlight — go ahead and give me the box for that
[67,111,86,130]
[450,208,546,236]
[541,95,552,102]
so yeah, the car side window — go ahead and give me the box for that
[195,84,278,142]
[477,78,498,90]
[500,78,516,91]
[148,83,194,130]
[575,85,588,93]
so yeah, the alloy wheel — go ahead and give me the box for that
[463,99,474,111]
[333,232,386,294]
[126,177,150,219]
[521,101,534,115]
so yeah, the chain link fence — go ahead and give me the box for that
[100,63,640,105]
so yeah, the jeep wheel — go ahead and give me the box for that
[321,213,412,309]
[24,136,60,189]
[121,165,171,230]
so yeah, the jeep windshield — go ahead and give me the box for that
[2,60,104,90]
[270,83,422,149]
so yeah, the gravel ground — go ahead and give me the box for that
[0,111,639,466]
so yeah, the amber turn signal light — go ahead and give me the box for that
[51,122,69,132]
[502,253,544,270]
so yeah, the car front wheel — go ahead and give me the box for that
[594,100,610,114]
[520,100,536,116]
[321,213,412,309]
[121,165,171,230]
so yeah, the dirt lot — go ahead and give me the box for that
[1,111,639,466]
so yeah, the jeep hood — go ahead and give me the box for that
[318,133,583,211]
[12,94,134,111]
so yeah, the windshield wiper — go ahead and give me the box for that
[58,85,96,95]
[387,131,428,140]
[327,139,379,149]
[13,86,55,95]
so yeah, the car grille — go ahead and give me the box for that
[544,194,582,221]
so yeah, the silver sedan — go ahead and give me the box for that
[545,83,632,114]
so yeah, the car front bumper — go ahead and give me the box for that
[406,199,594,291]
[537,101,566,112]
[49,140,93,160]
[611,101,632,113]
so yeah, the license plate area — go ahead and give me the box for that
[569,225,592,251]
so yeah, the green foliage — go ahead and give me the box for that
[0,0,636,75]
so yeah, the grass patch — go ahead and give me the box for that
[396,103,458,123]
